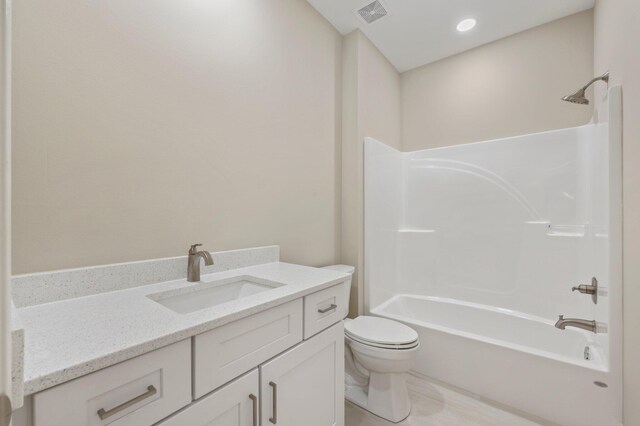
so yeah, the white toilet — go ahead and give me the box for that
[323,265,419,423]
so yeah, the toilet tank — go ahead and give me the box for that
[322,265,355,319]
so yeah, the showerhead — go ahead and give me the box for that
[562,88,590,105]
[561,71,609,105]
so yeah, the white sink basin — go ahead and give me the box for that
[147,275,284,314]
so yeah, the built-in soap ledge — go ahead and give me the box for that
[400,224,589,238]
[524,221,587,238]
[546,224,587,237]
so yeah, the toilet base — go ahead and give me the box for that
[345,371,411,423]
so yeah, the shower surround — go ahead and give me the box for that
[364,87,622,425]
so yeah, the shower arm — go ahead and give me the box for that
[580,72,609,92]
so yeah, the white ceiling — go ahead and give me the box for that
[306,0,595,72]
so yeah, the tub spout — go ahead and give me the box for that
[554,315,597,333]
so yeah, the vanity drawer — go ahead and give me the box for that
[303,282,349,339]
[193,299,303,399]
[33,339,191,426]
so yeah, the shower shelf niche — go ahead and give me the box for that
[546,224,587,237]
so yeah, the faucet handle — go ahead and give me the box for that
[571,278,598,304]
[189,243,203,254]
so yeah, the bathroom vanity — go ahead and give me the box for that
[10,246,349,426]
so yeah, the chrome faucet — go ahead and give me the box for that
[554,315,597,333]
[187,244,214,282]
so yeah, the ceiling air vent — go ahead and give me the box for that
[357,1,388,24]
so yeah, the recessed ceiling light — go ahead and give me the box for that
[456,18,476,32]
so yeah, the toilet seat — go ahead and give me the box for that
[345,316,418,350]
[346,333,419,350]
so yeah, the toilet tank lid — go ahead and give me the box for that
[322,264,355,275]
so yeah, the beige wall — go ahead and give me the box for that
[594,1,640,424]
[12,0,342,274]
[341,30,400,316]
[401,11,594,151]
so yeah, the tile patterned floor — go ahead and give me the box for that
[345,373,551,426]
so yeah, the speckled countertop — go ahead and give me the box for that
[11,301,25,407]
[16,262,349,396]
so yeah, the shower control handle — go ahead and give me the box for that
[571,277,598,304]
[572,285,595,294]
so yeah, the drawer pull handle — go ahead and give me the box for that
[318,304,337,314]
[97,385,157,420]
[269,381,278,424]
[249,394,258,426]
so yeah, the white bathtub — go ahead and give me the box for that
[372,294,620,426]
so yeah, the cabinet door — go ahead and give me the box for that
[260,322,344,426]
[157,369,259,426]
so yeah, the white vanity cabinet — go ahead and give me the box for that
[24,282,348,426]
[158,322,343,426]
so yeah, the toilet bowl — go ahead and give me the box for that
[322,265,419,423]
[344,316,419,423]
